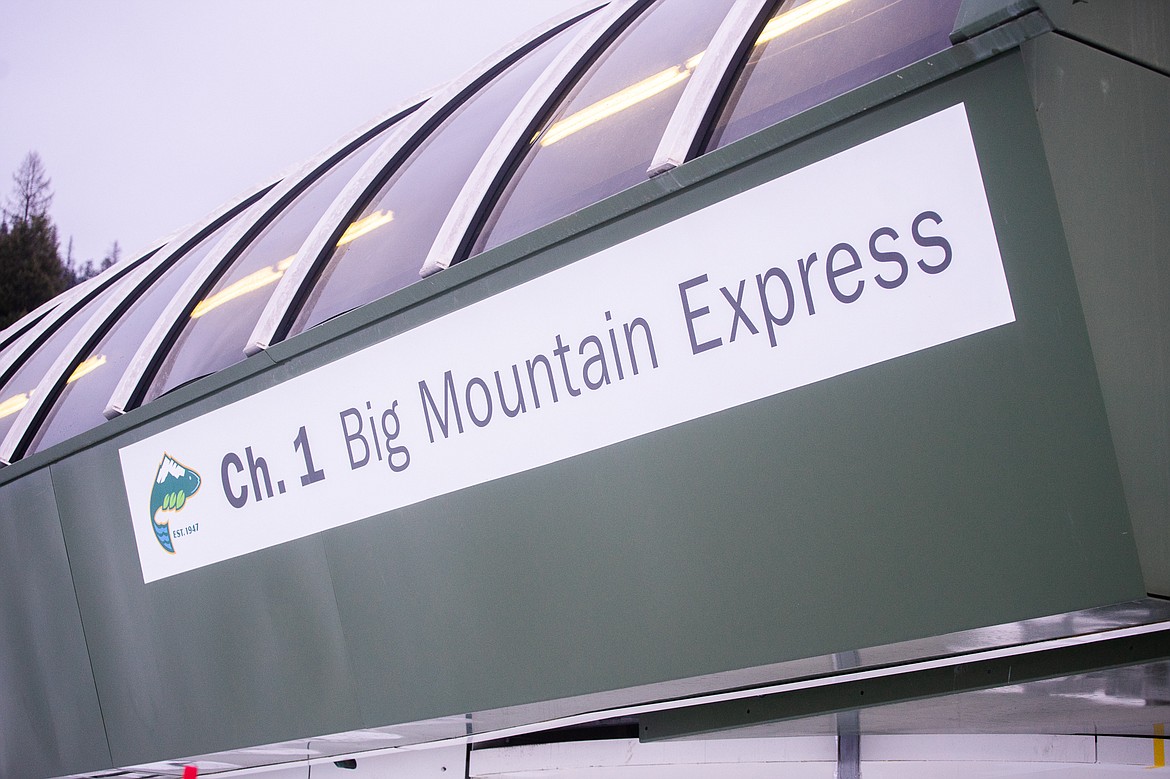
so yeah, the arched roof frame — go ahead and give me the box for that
[245,1,607,353]
[107,96,429,417]
[0,185,273,463]
[419,0,658,276]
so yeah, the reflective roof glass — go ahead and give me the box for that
[146,123,400,402]
[473,0,736,254]
[26,210,255,454]
[706,0,961,150]
[12,1,973,460]
[0,284,125,448]
[290,22,579,335]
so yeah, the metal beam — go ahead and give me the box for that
[641,626,1170,741]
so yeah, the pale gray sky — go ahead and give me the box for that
[0,1,584,266]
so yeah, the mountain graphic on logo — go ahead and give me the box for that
[150,454,201,554]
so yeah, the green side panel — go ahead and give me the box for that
[321,52,1144,726]
[0,467,110,779]
[51,442,363,766]
[1036,0,1170,74]
[1025,33,1170,596]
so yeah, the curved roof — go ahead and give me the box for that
[0,0,963,465]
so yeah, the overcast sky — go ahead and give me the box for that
[0,1,584,266]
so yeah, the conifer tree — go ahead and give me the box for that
[4,151,54,223]
[0,152,69,329]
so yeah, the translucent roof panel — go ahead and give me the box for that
[473,0,736,255]
[0,283,125,447]
[290,22,579,336]
[145,124,400,403]
[26,211,254,454]
[705,0,962,151]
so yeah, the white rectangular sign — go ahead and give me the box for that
[120,104,1014,582]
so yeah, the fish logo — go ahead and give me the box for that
[150,454,201,554]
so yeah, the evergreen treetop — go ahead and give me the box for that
[0,152,69,330]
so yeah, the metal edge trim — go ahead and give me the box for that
[647,0,776,176]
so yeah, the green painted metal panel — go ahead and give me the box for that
[1025,33,1170,595]
[50,442,363,766]
[0,466,109,779]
